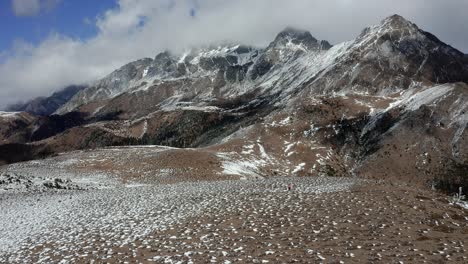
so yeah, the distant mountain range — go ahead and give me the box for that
[6,85,86,116]
[1,15,467,192]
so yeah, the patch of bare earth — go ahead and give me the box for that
[70,146,231,184]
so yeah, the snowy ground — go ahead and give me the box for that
[0,153,122,193]
[0,177,357,263]
[1,148,467,263]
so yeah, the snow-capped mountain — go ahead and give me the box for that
[300,15,468,95]
[1,15,467,191]
[55,26,338,117]
[57,15,468,118]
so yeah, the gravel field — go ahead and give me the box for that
[0,177,358,263]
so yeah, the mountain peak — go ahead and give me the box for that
[380,14,419,31]
[271,27,319,50]
[383,14,408,23]
[277,27,312,37]
[357,14,423,43]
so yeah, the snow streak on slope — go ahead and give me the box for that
[261,41,353,98]
[0,111,21,119]
[372,84,455,114]
[362,83,468,149]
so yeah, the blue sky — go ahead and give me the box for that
[0,0,115,53]
[0,0,467,108]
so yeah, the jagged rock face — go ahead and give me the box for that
[1,15,468,190]
[59,59,153,114]
[270,27,321,50]
[249,27,332,81]
[57,45,264,116]
[56,27,335,117]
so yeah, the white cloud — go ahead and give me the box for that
[12,0,61,16]
[12,0,40,16]
[1,0,468,108]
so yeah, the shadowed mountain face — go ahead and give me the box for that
[6,85,86,116]
[1,15,467,192]
[0,112,37,145]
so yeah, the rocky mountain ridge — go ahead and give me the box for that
[55,25,339,117]
[56,15,468,117]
